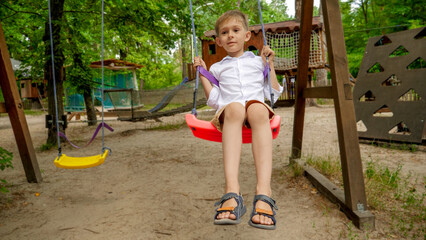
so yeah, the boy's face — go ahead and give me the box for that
[215,18,251,58]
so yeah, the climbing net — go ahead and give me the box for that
[266,30,325,71]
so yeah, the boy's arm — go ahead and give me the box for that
[268,60,280,92]
[194,56,213,98]
[262,46,281,92]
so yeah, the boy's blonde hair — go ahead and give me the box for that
[215,10,249,36]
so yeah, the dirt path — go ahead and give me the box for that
[0,107,424,239]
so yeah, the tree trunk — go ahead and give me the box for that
[119,48,127,60]
[316,3,328,88]
[181,39,187,80]
[67,17,98,127]
[316,69,328,86]
[44,0,65,146]
[83,89,97,126]
[295,0,302,21]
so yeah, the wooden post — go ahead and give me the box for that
[0,21,42,183]
[291,0,313,159]
[290,0,374,229]
[321,0,368,213]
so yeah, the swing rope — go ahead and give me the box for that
[189,0,199,117]
[48,0,111,168]
[47,0,61,156]
[100,0,107,153]
[257,0,274,108]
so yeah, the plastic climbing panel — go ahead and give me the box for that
[353,27,426,143]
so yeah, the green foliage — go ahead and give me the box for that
[341,0,425,77]
[133,52,183,90]
[2,0,422,93]
[0,147,13,193]
[0,0,47,79]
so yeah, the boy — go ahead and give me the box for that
[194,9,282,230]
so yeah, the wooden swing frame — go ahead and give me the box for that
[292,0,375,229]
[0,21,42,183]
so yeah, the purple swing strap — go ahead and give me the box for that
[197,63,270,87]
[198,66,219,87]
[263,62,270,80]
[58,122,114,149]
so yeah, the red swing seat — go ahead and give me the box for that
[185,113,281,144]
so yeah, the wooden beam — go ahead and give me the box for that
[291,0,314,159]
[295,159,375,230]
[289,0,375,229]
[303,86,333,99]
[0,102,6,113]
[321,0,371,217]
[0,21,42,183]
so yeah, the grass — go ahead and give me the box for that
[305,155,342,185]
[368,140,419,152]
[40,142,56,151]
[0,109,45,118]
[293,155,425,239]
[23,110,45,116]
[316,98,334,106]
[364,161,425,239]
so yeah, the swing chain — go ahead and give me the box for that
[102,147,112,156]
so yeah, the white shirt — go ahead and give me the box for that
[207,51,283,112]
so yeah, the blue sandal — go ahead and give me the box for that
[248,194,278,230]
[214,192,246,225]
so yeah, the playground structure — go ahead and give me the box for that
[288,0,374,229]
[191,0,374,229]
[201,16,326,106]
[353,27,426,144]
[0,21,42,183]
[64,58,198,123]
[19,79,47,110]
[1,0,376,229]
[115,79,207,122]
[64,59,143,114]
[9,58,47,110]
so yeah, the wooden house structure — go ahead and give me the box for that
[88,59,144,111]
[19,79,47,99]
[10,58,47,109]
[89,59,144,91]
[200,16,326,105]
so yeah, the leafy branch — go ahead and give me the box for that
[0,147,13,193]
[0,2,43,20]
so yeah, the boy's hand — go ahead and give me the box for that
[261,45,275,65]
[194,56,207,70]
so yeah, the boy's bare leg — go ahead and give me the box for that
[247,103,274,225]
[216,103,245,220]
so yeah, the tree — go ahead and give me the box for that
[66,25,97,126]
[43,0,66,146]
[63,0,101,126]
[341,0,424,77]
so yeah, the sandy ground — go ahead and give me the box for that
[0,107,424,240]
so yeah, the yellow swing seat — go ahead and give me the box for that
[54,149,110,169]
